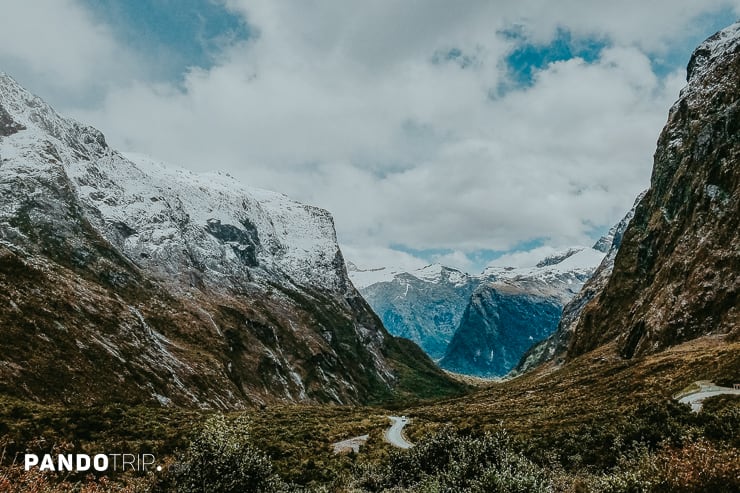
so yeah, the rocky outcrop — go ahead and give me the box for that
[567,23,740,360]
[0,74,461,408]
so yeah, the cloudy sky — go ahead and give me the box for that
[1,1,737,273]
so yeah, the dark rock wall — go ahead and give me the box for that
[568,25,740,360]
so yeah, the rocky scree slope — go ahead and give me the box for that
[567,23,740,360]
[0,74,459,408]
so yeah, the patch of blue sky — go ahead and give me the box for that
[80,0,250,81]
[431,46,480,69]
[503,28,608,88]
[389,244,457,262]
[500,9,737,86]
[476,238,549,267]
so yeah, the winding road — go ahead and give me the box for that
[677,380,740,413]
[385,416,413,449]
[678,386,740,412]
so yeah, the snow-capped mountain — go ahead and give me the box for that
[439,247,604,377]
[349,263,477,359]
[350,246,606,375]
[0,73,460,407]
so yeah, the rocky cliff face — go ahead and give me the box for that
[438,248,604,377]
[567,23,740,360]
[0,74,460,408]
[350,264,476,359]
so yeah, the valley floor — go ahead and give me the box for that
[1,335,738,492]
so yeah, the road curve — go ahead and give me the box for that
[678,388,740,412]
[385,416,413,449]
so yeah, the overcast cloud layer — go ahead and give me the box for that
[2,1,738,273]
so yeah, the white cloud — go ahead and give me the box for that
[2,1,737,272]
[534,0,740,52]
[340,245,427,273]
[0,0,140,105]
[488,246,563,268]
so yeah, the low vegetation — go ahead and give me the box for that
[1,337,737,492]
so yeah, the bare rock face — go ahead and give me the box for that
[567,23,740,360]
[0,74,460,408]
[440,282,565,377]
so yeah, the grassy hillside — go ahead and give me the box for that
[1,335,737,491]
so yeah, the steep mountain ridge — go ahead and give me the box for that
[440,248,604,376]
[0,74,460,407]
[567,22,740,360]
[351,247,605,377]
[351,263,477,359]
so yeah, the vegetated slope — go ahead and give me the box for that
[439,248,604,377]
[412,335,740,439]
[0,74,462,408]
[568,22,740,360]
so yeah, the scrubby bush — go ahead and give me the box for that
[581,439,740,493]
[654,440,740,493]
[525,399,703,472]
[699,401,740,446]
[157,414,283,493]
[352,426,552,492]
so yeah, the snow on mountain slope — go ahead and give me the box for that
[351,247,605,370]
[439,247,605,376]
[69,150,345,291]
[353,264,477,359]
[0,72,345,292]
[0,73,462,407]
[415,263,471,286]
[481,247,605,293]
[348,262,471,290]
[347,263,404,290]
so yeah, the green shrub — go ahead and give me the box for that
[158,414,282,493]
[352,426,552,492]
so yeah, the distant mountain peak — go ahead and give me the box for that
[352,245,606,372]
[536,247,584,267]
